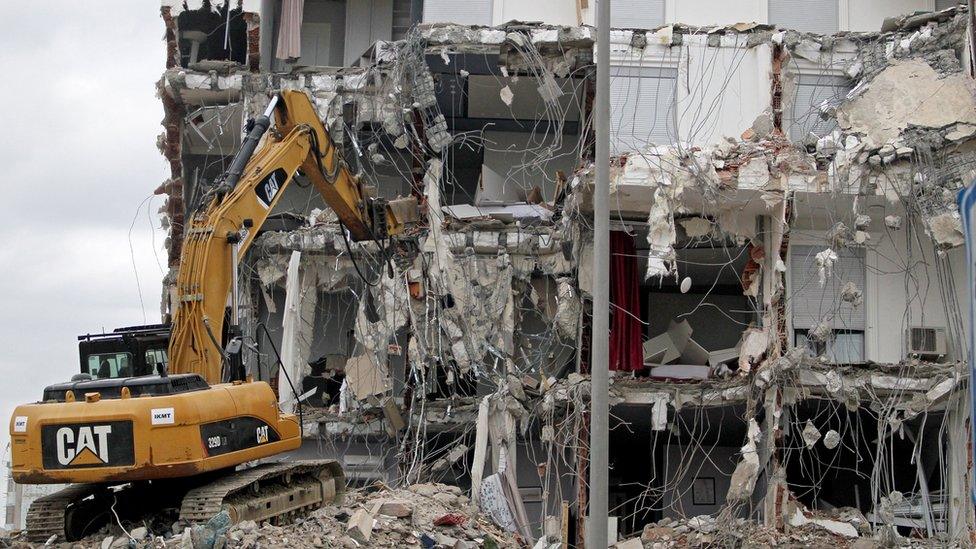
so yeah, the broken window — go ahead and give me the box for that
[610,66,678,153]
[784,73,852,143]
[176,1,247,68]
[768,0,839,34]
[611,0,665,29]
[789,244,865,363]
[422,0,491,25]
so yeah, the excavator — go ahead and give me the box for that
[8,90,413,541]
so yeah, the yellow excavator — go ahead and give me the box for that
[8,90,412,541]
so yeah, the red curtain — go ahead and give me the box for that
[609,231,643,371]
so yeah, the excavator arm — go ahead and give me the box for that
[169,90,408,383]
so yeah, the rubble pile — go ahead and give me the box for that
[222,483,518,549]
[628,512,886,548]
[0,484,517,549]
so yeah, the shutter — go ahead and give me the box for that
[785,74,851,142]
[769,0,839,34]
[936,0,959,10]
[609,66,677,154]
[789,245,866,330]
[423,0,492,25]
[610,0,666,29]
[393,0,420,40]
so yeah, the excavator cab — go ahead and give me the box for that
[77,324,171,379]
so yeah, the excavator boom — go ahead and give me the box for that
[170,90,404,384]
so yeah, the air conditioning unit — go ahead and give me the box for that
[907,326,948,359]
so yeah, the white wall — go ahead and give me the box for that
[678,38,772,145]
[609,33,772,149]
[865,220,967,363]
[788,200,969,364]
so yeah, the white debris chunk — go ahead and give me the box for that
[726,419,761,501]
[815,248,838,286]
[499,85,514,106]
[823,429,841,450]
[802,420,822,448]
[737,328,769,374]
[789,507,859,538]
[678,216,712,237]
[840,281,863,306]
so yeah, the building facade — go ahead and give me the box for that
[155,0,975,545]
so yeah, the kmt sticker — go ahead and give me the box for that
[151,407,175,425]
[13,416,27,433]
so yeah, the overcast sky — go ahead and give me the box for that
[0,2,168,499]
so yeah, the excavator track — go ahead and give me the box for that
[26,483,105,542]
[179,460,345,525]
[25,461,343,542]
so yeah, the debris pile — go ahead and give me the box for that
[0,484,517,549]
[220,483,519,549]
[631,512,871,548]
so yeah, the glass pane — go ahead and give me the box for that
[145,348,169,375]
[830,333,864,364]
[86,352,133,379]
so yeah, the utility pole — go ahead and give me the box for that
[588,0,611,546]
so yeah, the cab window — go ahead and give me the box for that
[87,352,133,379]
[145,348,168,375]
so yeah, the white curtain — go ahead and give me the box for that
[276,0,305,60]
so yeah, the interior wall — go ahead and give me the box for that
[867,222,967,363]
[662,444,740,519]
[273,0,347,69]
[645,292,753,351]
[480,130,580,204]
[611,36,772,149]
[344,0,394,65]
[305,0,347,66]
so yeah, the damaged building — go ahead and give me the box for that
[153,0,976,545]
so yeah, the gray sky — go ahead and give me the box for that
[0,1,168,498]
